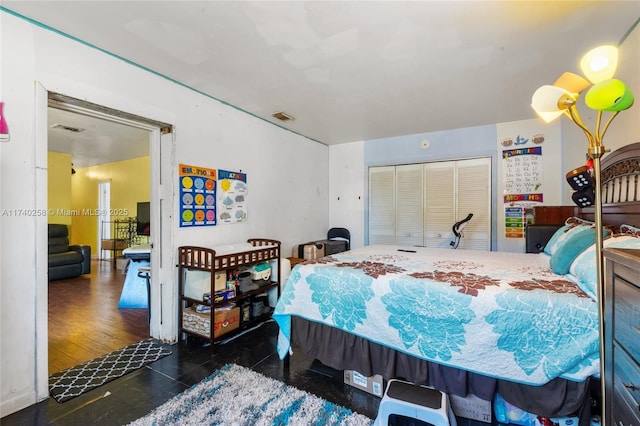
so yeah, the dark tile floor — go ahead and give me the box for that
[2,320,492,426]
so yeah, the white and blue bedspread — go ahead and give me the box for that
[273,245,600,386]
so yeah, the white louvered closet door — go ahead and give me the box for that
[424,162,456,248]
[369,166,396,245]
[396,164,424,247]
[369,158,491,249]
[456,158,491,250]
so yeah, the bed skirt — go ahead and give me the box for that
[291,317,593,423]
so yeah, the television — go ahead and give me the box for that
[136,201,151,236]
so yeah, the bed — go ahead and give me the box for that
[273,142,640,422]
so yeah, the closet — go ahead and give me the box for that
[368,157,491,250]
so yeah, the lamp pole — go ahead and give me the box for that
[590,143,607,426]
[531,44,633,426]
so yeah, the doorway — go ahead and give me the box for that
[98,181,111,258]
[44,92,172,375]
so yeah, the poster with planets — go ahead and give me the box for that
[179,164,217,227]
[217,169,247,224]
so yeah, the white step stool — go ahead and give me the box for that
[374,379,457,426]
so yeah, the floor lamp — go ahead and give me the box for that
[531,45,634,425]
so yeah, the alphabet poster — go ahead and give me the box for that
[502,146,544,206]
[179,164,217,227]
[217,169,248,224]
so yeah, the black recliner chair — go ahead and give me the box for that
[48,224,91,281]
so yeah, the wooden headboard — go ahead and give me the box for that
[579,141,640,228]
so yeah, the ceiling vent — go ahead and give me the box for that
[271,111,295,122]
[51,123,85,133]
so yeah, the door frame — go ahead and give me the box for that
[34,86,175,400]
[97,181,112,259]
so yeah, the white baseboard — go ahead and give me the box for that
[0,390,40,418]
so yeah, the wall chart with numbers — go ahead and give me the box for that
[217,169,248,224]
[179,164,217,228]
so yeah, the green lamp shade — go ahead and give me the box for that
[585,79,635,112]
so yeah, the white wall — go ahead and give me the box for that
[0,12,329,416]
[605,23,640,150]
[329,141,365,249]
[495,119,564,252]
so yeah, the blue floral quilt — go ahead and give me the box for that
[273,245,600,386]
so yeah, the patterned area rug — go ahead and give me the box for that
[49,339,172,403]
[129,363,373,425]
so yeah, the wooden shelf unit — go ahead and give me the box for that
[178,239,281,354]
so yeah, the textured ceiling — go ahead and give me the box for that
[3,1,639,166]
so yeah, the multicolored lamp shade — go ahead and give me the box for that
[530,45,634,144]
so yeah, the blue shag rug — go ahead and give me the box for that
[128,363,373,425]
[118,260,150,309]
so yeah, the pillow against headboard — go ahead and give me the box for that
[620,223,640,237]
[543,224,570,256]
[569,233,640,300]
[549,226,606,274]
[543,217,595,256]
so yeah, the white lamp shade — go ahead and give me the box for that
[579,45,619,83]
[531,106,565,123]
[531,85,568,111]
[531,85,576,123]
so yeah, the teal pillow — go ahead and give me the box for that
[546,224,595,257]
[550,228,598,274]
[543,224,570,255]
[570,235,640,299]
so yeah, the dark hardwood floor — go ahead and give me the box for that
[48,259,150,374]
[0,259,494,425]
[3,318,493,426]
[0,262,496,426]
[2,258,595,425]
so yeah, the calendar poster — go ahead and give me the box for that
[217,169,247,224]
[179,164,217,228]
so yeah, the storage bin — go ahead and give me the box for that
[182,306,240,338]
